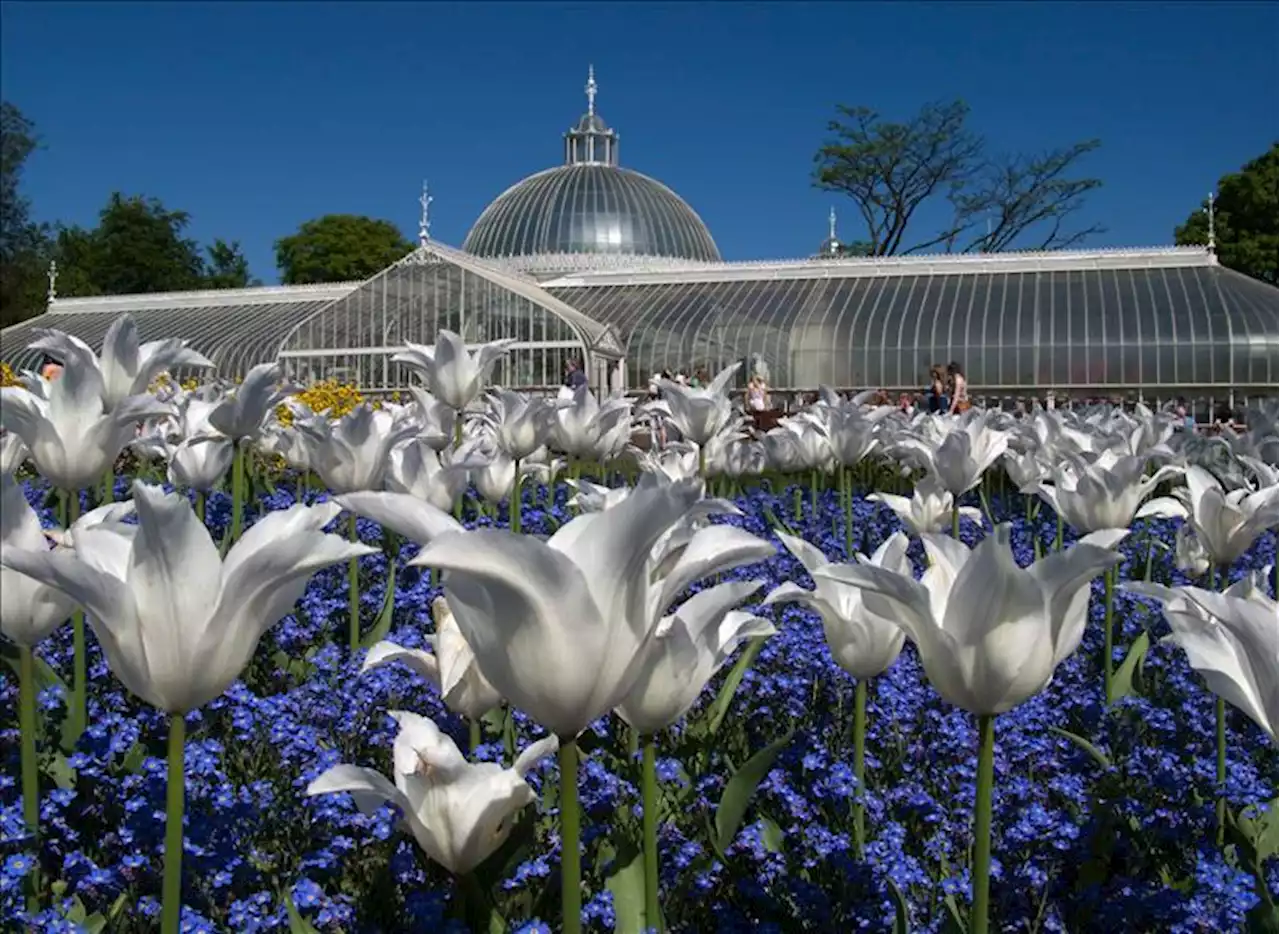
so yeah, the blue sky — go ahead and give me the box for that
[2,1,1275,283]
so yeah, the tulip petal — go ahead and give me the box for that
[307,763,409,817]
[415,528,607,739]
[773,530,830,576]
[362,640,441,687]
[337,491,464,544]
[513,735,559,777]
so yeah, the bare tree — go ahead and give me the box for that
[813,100,1103,256]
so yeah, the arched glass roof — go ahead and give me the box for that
[0,283,356,379]
[543,248,1279,392]
[1,242,623,392]
[463,164,722,267]
[277,242,622,391]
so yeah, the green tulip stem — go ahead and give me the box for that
[809,469,819,514]
[66,491,87,738]
[469,718,482,754]
[641,735,661,931]
[1102,564,1117,703]
[842,468,854,559]
[852,678,868,857]
[195,491,206,526]
[511,459,523,535]
[230,442,245,543]
[18,645,39,839]
[698,444,707,480]
[100,467,114,505]
[347,513,361,651]
[1054,513,1064,552]
[558,738,582,934]
[792,484,802,524]
[971,713,996,934]
[951,505,961,540]
[160,713,186,934]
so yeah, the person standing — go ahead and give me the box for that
[946,362,969,414]
[563,358,588,390]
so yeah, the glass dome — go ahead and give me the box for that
[462,67,721,268]
[463,164,721,265]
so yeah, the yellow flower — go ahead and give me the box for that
[0,362,20,387]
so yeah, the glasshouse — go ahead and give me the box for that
[2,72,1277,402]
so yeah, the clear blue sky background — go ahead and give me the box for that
[2,1,1275,284]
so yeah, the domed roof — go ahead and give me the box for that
[462,67,721,269]
[463,163,721,264]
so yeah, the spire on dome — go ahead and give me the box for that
[817,207,842,258]
[564,66,619,167]
[418,181,432,246]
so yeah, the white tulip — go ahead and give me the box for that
[168,437,236,493]
[657,363,741,446]
[29,314,213,411]
[207,363,291,442]
[392,331,515,412]
[1125,579,1277,744]
[869,477,983,537]
[410,472,773,738]
[1137,464,1279,566]
[554,385,633,459]
[1036,451,1182,534]
[0,483,375,712]
[1173,524,1211,578]
[898,414,1010,497]
[488,390,560,461]
[387,438,469,513]
[298,404,421,495]
[1,474,136,646]
[363,597,502,721]
[0,362,172,491]
[615,579,774,734]
[813,525,1125,715]
[765,531,911,679]
[307,711,557,874]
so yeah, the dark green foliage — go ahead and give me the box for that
[1175,144,1278,285]
[274,214,415,285]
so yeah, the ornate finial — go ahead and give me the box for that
[1205,191,1216,253]
[46,259,58,305]
[585,65,597,116]
[828,207,837,241]
[418,181,432,247]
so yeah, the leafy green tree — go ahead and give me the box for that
[1174,144,1278,285]
[813,100,1103,256]
[0,102,52,328]
[275,214,415,284]
[203,239,259,289]
[57,193,208,296]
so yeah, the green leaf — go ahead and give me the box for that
[942,891,969,934]
[887,876,913,934]
[283,893,322,934]
[713,731,794,856]
[359,561,398,649]
[603,838,648,934]
[1048,726,1113,771]
[120,741,147,774]
[703,637,768,737]
[45,751,77,790]
[0,641,68,695]
[761,815,786,853]
[1109,631,1150,703]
